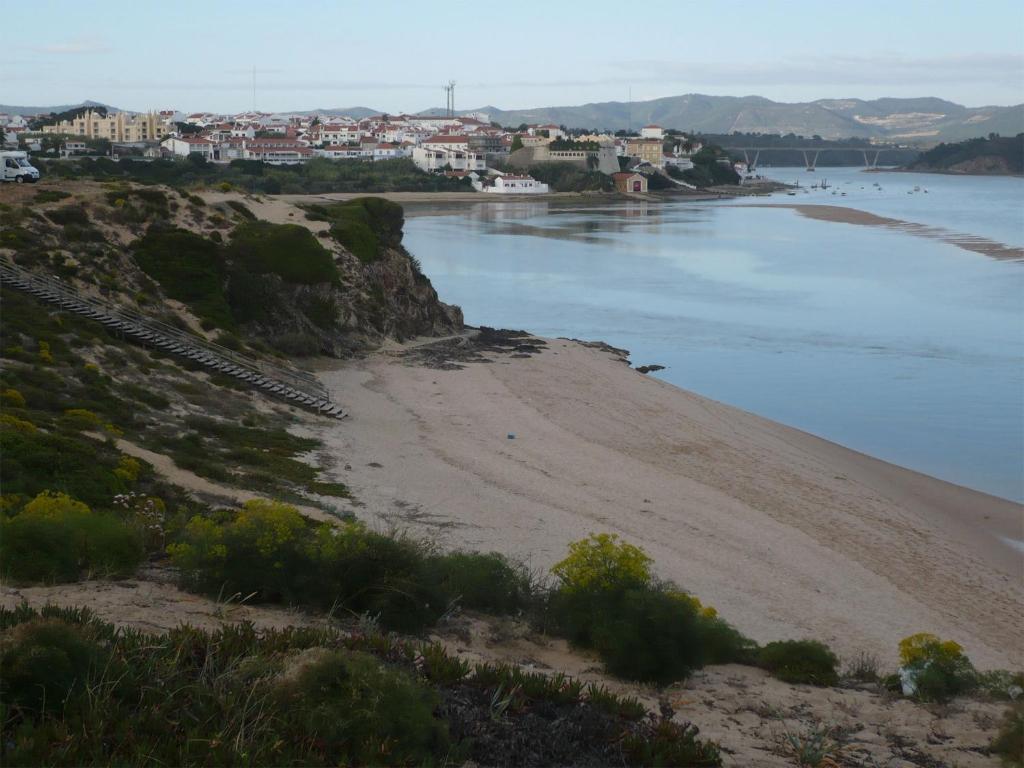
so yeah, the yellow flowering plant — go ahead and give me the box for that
[551,533,653,593]
[899,633,966,668]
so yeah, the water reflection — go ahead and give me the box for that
[405,179,1024,501]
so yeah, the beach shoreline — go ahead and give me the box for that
[731,202,1024,260]
[311,334,1023,669]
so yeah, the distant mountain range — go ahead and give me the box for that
[0,100,117,116]
[470,95,1024,144]
[6,96,1020,144]
[304,106,380,119]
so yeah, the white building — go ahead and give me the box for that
[411,145,485,173]
[421,134,469,151]
[161,136,215,159]
[372,143,406,160]
[662,155,693,170]
[243,144,313,165]
[60,141,90,157]
[534,124,565,139]
[316,145,370,160]
[640,124,665,140]
[313,123,364,145]
[484,174,549,194]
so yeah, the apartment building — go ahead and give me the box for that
[625,138,665,166]
[42,110,171,143]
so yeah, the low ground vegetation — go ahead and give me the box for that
[522,161,615,192]
[0,285,348,535]
[169,500,531,633]
[304,197,406,265]
[36,156,473,195]
[0,605,720,767]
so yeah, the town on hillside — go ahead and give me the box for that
[0,106,743,193]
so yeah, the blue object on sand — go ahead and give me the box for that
[507,433,516,439]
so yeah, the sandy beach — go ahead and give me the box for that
[738,203,1024,261]
[311,337,1022,669]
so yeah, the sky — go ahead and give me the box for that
[2,0,1023,113]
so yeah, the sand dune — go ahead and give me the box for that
[314,338,1022,669]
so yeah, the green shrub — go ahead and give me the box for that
[131,227,233,327]
[976,669,1024,700]
[1,387,27,407]
[168,500,309,602]
[34,189,72,204]
[0,492,144,583]
[224,268,280,323]
[225,199,256,220]
[275,650,449,764]
[60,407,103,431]
[0,427,133,507]
[527,162,614,192]
[0,618,103,715]
[427,551,532,614]
[170,505,448,632]
[545,534,755,683]
[44,204,90,227]
[551,532,652,594]
[991,703,1024,767]
[552,586,708,684]
[758,640,839,686]
[323,197,404,264]
[311,523,448,632]
[227,221,338,283]
[898,633,977,701]
[622,719,721,767]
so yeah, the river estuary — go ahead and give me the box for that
[404,167,1024,502]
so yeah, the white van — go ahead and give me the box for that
[1,151,40,183]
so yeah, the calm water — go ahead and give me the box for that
[404,167,1024,501]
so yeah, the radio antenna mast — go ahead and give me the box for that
[445,80,456,118]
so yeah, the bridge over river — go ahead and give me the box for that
[732,145,906,170]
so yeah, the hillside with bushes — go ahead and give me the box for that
[1,181,1021,767]
[34,155,473,195]
[908,133,1024,175]
[2,182,461,356]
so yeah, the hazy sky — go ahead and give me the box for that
[3,0,1023,113]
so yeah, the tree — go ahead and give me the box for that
[510,135,524,152]
[174,122,203,136]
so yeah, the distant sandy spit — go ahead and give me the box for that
[739,203,1024,261]
[312,338,1023,669]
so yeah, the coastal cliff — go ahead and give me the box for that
[0,182,462,357]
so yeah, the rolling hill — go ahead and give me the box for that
[472,95,1024,144]
[0,100,118,116]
